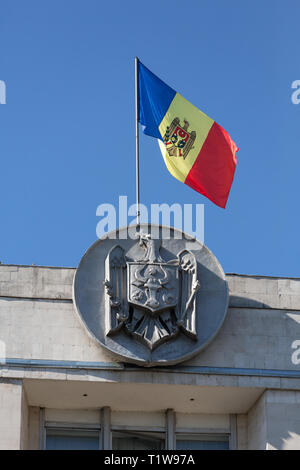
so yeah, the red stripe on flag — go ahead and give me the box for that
[184,122,238,208]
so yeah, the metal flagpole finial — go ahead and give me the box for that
[135,57,140,230]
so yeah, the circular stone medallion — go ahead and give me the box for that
[73,225,228,367]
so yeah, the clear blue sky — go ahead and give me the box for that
[0,0,299,276]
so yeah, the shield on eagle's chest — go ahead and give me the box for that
[163,118,196,159]
[171,125,190,152]
[127,262,179,313]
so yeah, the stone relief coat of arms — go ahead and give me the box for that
[104,232,200,350]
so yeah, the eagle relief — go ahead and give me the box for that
[104,232,200,350]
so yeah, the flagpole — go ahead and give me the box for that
[135,56,140,228]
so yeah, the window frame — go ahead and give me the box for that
[44,422,102,450]
[175,431,230,450]
[40,408,237,450]
[111,426,166,450]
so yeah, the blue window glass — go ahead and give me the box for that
[112,431,165,450]
[46,429,100,450]
[176,434,229,450]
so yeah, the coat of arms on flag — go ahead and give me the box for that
[163,118,196,159]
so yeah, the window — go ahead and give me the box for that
[42,409,233,450]
[112,430,165,450]
[46,429,100,450]
[176,434,229,450]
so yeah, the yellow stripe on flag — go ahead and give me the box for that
[158,93,214,182]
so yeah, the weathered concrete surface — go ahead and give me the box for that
[0,297,116,363]
[0,296,299,373]
[247,392,267,449]
[227,274,300,310]
[1,265,300,449]
[0,379,27,450]
[1,265,300,372]
[0,265,74,300]
[188,306,300,370]
[248,390,300,450]
[28,406,40,450]
[1,265,300,310]
[237,414,248,450]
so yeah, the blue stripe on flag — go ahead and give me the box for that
[138,61,176,140]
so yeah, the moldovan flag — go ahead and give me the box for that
[138,60,238,208]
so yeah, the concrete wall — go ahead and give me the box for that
[265,391,300,450]
[1,265,300,449]
[248,393,267,449]
[28,407,40,450]
[236,414,248,450]
[0,266,300,372]
[0,297,299,371]
[1,265,299,309]
[20,386,29,450]
[0,379,27,450]
[247,390,300,450]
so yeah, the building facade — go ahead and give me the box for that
[1,258,300,450]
